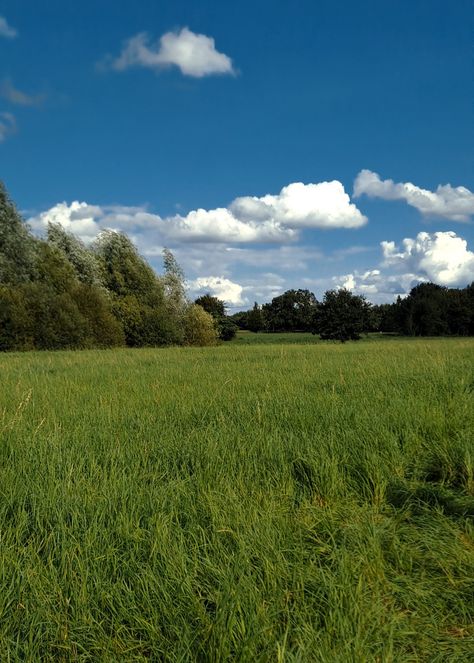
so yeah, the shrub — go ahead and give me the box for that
[182,304,219,346]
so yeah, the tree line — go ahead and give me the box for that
[1,181,473,350]
[231,283,474,341]
[0,182,220,350]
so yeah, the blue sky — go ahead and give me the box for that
[1,0,473,307]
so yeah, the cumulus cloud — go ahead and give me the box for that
[0,79,46,106]
[0,16,17,39]
[332,231,474,303]
[107,27,235,78]
[28,179,365,246]
[333,270,424,300]
[28,201,101,240]
[231,181,367,229]
[189,276,245,306]
[0,112,16,142]
[382,231,474,286]
[354,169,474,222]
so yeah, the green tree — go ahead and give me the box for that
[95,232,176,346]
[95,230,161,299]
[313,288,371,342]
[47,222,103,288]
[0,181,38,285]
[263,289,317,332]
[195,294,226,319]
[246,302,266,332]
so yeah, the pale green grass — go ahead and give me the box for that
[0,338,473,661]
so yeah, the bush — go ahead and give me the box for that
[182,304,219,346]
[218,317,238,341]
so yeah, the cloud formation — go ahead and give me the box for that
[333,231,474,302]
[0,112,16,142]
[231,181,367,230]
[0,16,17,39]
[382,231,474,286]
[108,27,235,78]
[189,276,245,306]
[28,179,365,245]
[354,169,474,222]
[0,79,46,106]
[333,270,424,299]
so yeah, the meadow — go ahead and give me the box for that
[0,335,473,661]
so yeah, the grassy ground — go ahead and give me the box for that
[0,337,473,661]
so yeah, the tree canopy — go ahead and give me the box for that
[0,181,218,351]
[312,289,371,342]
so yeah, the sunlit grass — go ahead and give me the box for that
[0,338,473,660]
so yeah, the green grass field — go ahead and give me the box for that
[0,337,473,661]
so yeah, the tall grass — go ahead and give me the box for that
[0,338,473,661]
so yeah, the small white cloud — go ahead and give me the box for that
[0,16,17,39]
[354,169,474,222]
[382,231,474,286]
[1,79,46,106]
[189,276,245,305]
[108,27,235,78]
[0,112,16,142]
[28,201,100,241]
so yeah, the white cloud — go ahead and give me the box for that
[109,27,235,78]
[332,270,423,301]
[354,169,474,222]
[231,180,367,229]
[167,207,293,243]
[0,79,45,106]
[0,112,16,142]
[382,231,474,286]
[0,16,17,39]
[28,179,365,246]
[28,201,100,240]
[189,276,245,305]
[331,231,474,303]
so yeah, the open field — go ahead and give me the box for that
[0,337,473,661]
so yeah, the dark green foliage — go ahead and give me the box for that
[73,284,125,347]
[0,285,34,350]
[217,316,238,341]
[195,293,226,319]
[0,181,38,284]
[113,295,178,347]
[313,288,371,341]
[0,183,217,351]
[378,283,474,336]
[263,289,317,332]
[246,302,266,332]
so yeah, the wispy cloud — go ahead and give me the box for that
[0,16,17,39]
[0,79,46,107]
[0,112,16,142]
[103,27,236,78]
[354,169,474,222]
